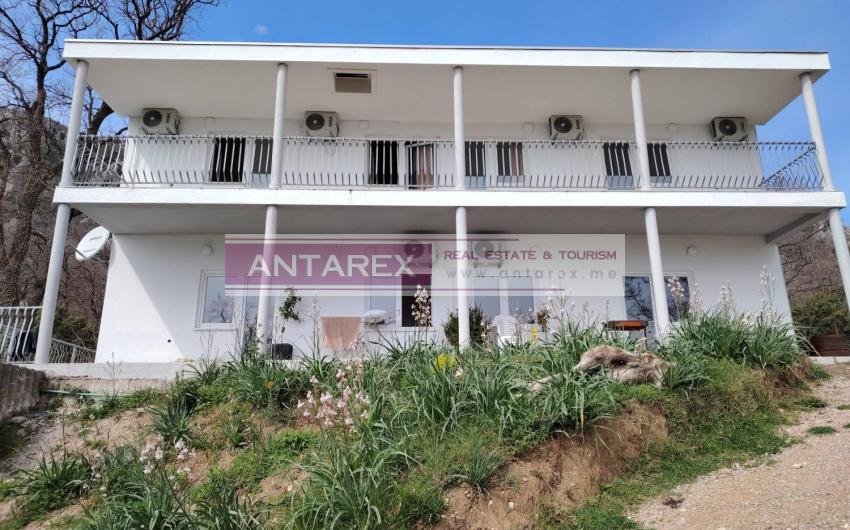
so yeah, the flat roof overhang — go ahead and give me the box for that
[63,40,830,125]
[56,188,844,242]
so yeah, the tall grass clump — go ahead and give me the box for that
[288,444,408,530]
[21,453,92,516]
[452,445,504,494]
[222,347,310,408]
[534,371,618,432]
[667,277,804,370]
[149,398,193,445]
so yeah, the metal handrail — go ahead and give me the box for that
[0,306,39,363]
[70,134,822,192]
[0,305,96,363]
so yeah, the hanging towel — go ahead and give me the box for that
[321,317,360,349]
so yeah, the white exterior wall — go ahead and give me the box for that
[96,232,789,362]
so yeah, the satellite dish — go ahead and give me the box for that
[75,226,111,261]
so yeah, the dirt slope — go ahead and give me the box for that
[438,403,668,529]
[631,363,850,530]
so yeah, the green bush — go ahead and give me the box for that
[792,289,850,339]
[443,305,492,349]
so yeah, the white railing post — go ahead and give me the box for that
[800,72,834,191]
[630,69,652,191]
[644,207,671,338]
[453,66,470,349]
[35,60,88,364]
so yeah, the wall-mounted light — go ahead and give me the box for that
[686,245,698,257]
[200,243,214,256]
[666,123,679,133]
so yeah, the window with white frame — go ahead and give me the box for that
[198,272,235,325]
[623,274,691,323]
[369,276,398,323]
[472,275,535,322]
[197,272,260,330]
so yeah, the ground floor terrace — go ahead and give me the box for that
[20,181,850,364]
[93,223,791,362]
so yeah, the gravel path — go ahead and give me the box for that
[631,363,850,530]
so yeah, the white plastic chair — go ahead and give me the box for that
[492,314,519,346]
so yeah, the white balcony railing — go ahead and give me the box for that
[70,135,822,192]
[0,306,96,363]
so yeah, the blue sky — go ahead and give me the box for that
[191,0,850,215]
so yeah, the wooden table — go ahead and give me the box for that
[604,319,649,339]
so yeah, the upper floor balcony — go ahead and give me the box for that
[70,134,823,192]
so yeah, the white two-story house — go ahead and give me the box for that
[31,41,850,363]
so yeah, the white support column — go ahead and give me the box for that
[35,60,88,363]
[256,63,288,352]
[269,63,288,189]
[256,205,278,352]
[644,207,670,338]
[801,73,850,314]
[630,69,652,191]
[452,66,470,348]
[828,208,850,313]
[456,206,470,349]
[800,72,834,191]
[453,66,466,192]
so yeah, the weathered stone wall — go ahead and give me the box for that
[0,363,44,421]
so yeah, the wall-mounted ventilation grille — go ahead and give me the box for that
[333,72,372,94]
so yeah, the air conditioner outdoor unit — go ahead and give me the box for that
[141,108,180,135]
[710,117,748,142]
[549,115,584,140]
[472,239,504,268]
[403,240,437,266]
[304,111,339,137]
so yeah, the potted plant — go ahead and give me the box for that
[271,288,301,360]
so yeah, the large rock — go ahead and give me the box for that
[575,345,669,387]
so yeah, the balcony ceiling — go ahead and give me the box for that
[69,202,829,241]
[66,41,830,126]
